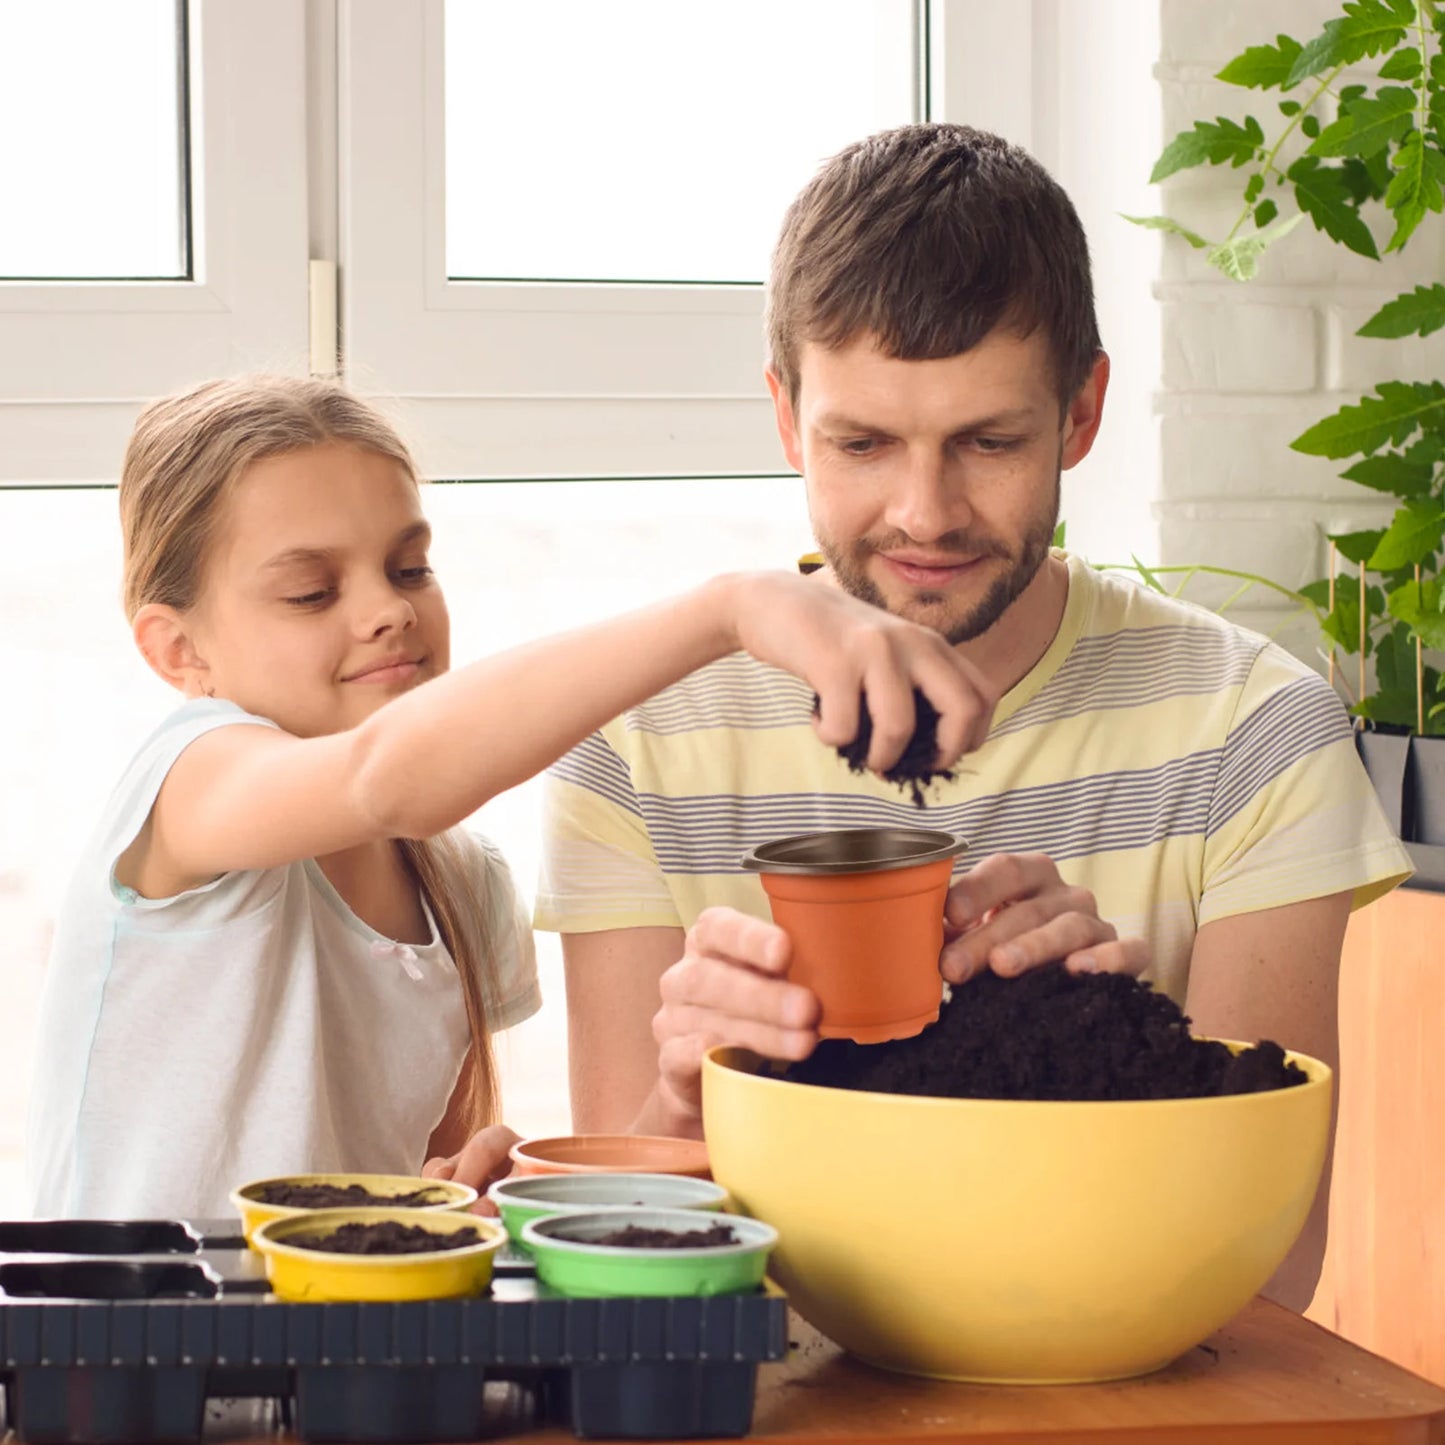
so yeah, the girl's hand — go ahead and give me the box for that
[423,1122,521,1209]
[940,853,1150,984]
[722,573,996,775]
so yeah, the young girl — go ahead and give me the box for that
[26,374,991,1221]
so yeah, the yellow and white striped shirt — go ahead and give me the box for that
[536,552,1411,1004]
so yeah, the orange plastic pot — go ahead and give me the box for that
[509,1133,712,1179]
[743,827,966,1044]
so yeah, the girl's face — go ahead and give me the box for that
[186,440,450,737]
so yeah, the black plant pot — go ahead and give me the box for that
[1355,726,1445,891]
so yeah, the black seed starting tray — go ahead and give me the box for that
[0,1218,789,1444]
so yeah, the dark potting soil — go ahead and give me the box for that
[290,1220,484,1255]
[783,963,1307,1101]
[580,1223,740,1249]
[252,1181,447,1209]
[818,688,954,807]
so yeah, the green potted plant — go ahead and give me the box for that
[1126,0,1445,875]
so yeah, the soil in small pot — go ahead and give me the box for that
[783,963,1307,1100]
[571,1223,740,1249]
[251,1181,447,1208]
[819,688,954,807]
[289,1220,484,1255]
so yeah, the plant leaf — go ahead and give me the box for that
[1367,497,1445,570]
[1286,0,1416,85]
[1388,576,1445,648]
[1129,554,1166,592]
[1119,213,1210,248]
[1299,578,1335,607]
[1358,688,1427,724]
[1380,45,1424,79]
[1358,282,1445,336]
[1341,452,1437,494]
[1254,198,1281,227]
[1331,527,1389,563]
[1407,433,1445,464]
[1287,157,1382,257]
[1383,130,1445,251]
[1205,212,1306,280]
[1150,116,1265,182]
[1310,85,1418,157]
[1217,35,1306,89]
[1321,588,1366,651]
[1292,381,1445,458]
[1053,521,1067,547]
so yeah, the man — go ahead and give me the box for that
[533,123,1411,1309]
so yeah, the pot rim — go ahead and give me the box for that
[740,826,967,876]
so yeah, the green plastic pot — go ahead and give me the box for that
[487,1173,729,1252]
[521,1208,778,1298]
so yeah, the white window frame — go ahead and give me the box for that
[0,0,311,484]
[339,0,977,481]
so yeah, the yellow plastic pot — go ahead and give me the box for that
[230,1173,477,1246]
[702,1043,1331,1384]
[251,1208,504,1302]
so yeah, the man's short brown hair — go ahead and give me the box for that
[766,123,1100,408]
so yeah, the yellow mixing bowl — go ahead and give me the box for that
[702,1043,1331,1384]
[230,1173,477,1246]
[252,1208,505,1302]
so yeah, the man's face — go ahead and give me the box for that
[769,328,1103,644]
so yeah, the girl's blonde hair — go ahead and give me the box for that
[119,373,500,1141]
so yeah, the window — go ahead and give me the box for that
[0,0,309,484]
[0,0,1088,1218]
[0,0,187,279]
[342,0,925,480]
[444,0,917,285]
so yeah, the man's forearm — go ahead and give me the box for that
[1261,1180,1329,1311]
[628,1081,705,1141]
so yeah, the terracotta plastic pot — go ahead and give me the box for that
[508,1134,712,1179]
[742,827,966,1043]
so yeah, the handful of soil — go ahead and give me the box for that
[571,1223,740,1250]
[291,1220,484,1255]
[783,964,1306,1101]
[251,1181,447,1209]
[820,687,954,808]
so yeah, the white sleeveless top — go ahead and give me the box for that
[27,699,541,1220]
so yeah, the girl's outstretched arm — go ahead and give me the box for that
[143,571,995,887]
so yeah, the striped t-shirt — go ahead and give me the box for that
[535,552,1411,1004]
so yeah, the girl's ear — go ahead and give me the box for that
[133,604,213,697]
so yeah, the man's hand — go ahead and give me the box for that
[649,860,1146,1133]
[650,907,820,1131]
[422,1123,521,1210]
[941,852,1148,984]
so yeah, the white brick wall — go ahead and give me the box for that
[1154,0,1443,640]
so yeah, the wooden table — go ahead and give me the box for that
[521,1300,1445,1445]
[220,1299,1445,1444]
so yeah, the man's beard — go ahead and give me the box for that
[816,477,1060,645]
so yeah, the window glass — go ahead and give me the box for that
[0,0,186,279]
[444,0,917,283]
